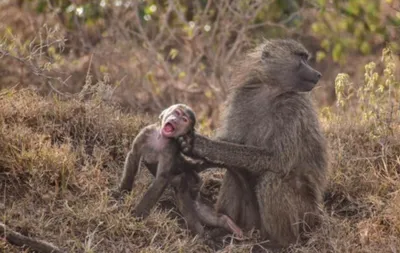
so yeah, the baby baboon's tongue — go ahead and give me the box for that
[164,123,174,133]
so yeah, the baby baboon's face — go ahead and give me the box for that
[159,105,195,138]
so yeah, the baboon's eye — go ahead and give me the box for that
[296,52,309,61]
[174,110,181,116]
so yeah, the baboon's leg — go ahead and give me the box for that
[256,173,311,247]
[176,193,205,235]
[145,163,158,177]
[194,200,243,237]
[215,171,259,231]
[172,175,204,235]
[215,173,242,222]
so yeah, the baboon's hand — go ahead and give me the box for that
[177,134,194,155]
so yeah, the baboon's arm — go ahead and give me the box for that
[118,130,147,192]
[0,222,63,253]
[132,155,173,218]
[179,155,216,173]
[181,133,275,174]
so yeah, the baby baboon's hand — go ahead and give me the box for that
[177,134,194,155]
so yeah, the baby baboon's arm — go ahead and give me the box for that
[179,133,275,174]
[119,148,142,192]
[133,154,174,219]
[118,129,149,192]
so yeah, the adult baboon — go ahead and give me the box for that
[178,39,328,248]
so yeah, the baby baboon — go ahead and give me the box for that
[178,39,328,248]
[113,104,242,237]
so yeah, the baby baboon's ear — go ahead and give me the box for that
[158,108,168,120]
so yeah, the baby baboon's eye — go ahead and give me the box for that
[182,116,188,123]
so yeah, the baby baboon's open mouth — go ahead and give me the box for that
[162,122,175,137]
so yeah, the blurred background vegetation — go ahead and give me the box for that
[0,0,399,130]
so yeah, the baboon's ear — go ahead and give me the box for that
[158,108,168,120]
[261,50,270,61]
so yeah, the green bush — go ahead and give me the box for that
[311,0,400,64]
[330,45,399,139]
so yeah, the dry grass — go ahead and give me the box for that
[0,88,244,252]
[0,1,399,252]
[1,85,399,253]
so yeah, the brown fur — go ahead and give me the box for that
[178,39,328,248]
[113,104,243,238]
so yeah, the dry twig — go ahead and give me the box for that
[0,222,63,253]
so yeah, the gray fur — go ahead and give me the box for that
[178,39,328,248]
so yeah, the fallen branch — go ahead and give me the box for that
[0,222,64,253]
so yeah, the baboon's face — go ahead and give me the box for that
[260,40,322,92]
[159,104,195,138]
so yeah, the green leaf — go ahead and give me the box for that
[360,41,371,55]
[178,71,186,79]
[321,39,331,51]
[36,0,47,13]
[317,0,326,7]
[316,51,326,62]
[332,43,343,62]
[169,48,179,60]
[204,90,213,98]
[99,65,108,73]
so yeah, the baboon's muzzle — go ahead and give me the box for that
[298,62,322,91]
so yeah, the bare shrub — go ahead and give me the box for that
[0,1,316,130]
